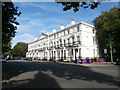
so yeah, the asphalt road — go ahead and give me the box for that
[2,60,120,88]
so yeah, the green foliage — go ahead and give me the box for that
[2,2,21,56]
[10,42,28,57]
[57,2,100,12]
[93,7,120,61]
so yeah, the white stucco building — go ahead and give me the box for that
[26,19,99,61]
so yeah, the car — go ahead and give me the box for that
[26,57,32,61]
[116,58,120,65]
[0,58,6,63]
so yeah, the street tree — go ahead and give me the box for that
[10,42,28,57]
[93,7,120,61]
[2,2,21,56]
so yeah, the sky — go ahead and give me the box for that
[12,2,118,47]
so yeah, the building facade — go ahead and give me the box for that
[26,19,99,61]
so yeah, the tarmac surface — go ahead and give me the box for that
[2,60,120,88]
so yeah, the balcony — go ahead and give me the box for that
[59,44,64,49]
[65,41,81,47]
[38,48,44,51]
[47,46,53,50]
[54,45,60,49]
[73,41,81,46]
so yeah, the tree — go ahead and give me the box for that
[2,2,21,56]
[56,2,100,12]
[93,7,120,61]
[10,42,28,57]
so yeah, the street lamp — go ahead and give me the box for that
[109,34,113,64]
[110,43,113,64]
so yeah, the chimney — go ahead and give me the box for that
[52,29,57,33]
[60,24,65,30]
[70,18,75,25]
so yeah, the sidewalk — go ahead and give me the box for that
[78,62,116,67]
[51,61,116,67]
[11,60,116,67]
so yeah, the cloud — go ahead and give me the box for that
[12,33,35,47]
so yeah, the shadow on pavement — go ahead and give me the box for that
[2,61,120,88]
[2,70,61,88]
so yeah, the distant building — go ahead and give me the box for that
[26,19,99,61]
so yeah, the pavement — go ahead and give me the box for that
[16,60,117,67]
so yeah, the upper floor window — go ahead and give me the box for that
[77,36,80,41]
[93,29,95,34]
[77,26,80,31]
[68,38,69,43]
[54,42,56,46]
[57,41,59,45]
[64,40,66,45]
[68,30,70,34]
[72,37,74,42]
[64,31,65,36]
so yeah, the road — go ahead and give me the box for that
[2,60,120,88]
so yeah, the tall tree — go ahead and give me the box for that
[93,7,120,61]
[10,42,28,57]
[2,2,21,56]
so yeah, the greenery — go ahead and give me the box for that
[93,7,120,61]
[2,2,21,56]
[10,42,28,57]
[57,2,100,12]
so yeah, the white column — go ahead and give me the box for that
[47,51,50,61]
[60,50,61,60]
[77,49,79,59]
[73,48,75,60]
[66,49,68,60]
[55,51,58,61]
[62,49,64,59]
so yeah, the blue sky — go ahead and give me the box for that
[12,2,118,47]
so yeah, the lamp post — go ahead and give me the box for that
[110,43,113,64]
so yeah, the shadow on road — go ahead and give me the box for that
[2,61,120,88]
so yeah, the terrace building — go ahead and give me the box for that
[26,19,99,61]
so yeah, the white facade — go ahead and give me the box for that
[26,19,99,61]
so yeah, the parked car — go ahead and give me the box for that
[116,58,120,65]
[0,58,6,63]
[26,57,32,61]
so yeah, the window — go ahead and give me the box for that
[72,37,74,42]
[68,30,70,34]
[54,34,55,38]
[93,29,95,34]
[57,41,59,45]
[64,40,65,45]
[86,36,89,38]
[64,31,65,36]
[77,26,80,31]
[54,42,56,46]
[68,38,69,43]
[77,36,80,41]
[56,34,58,38]
[93,37,94,44]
